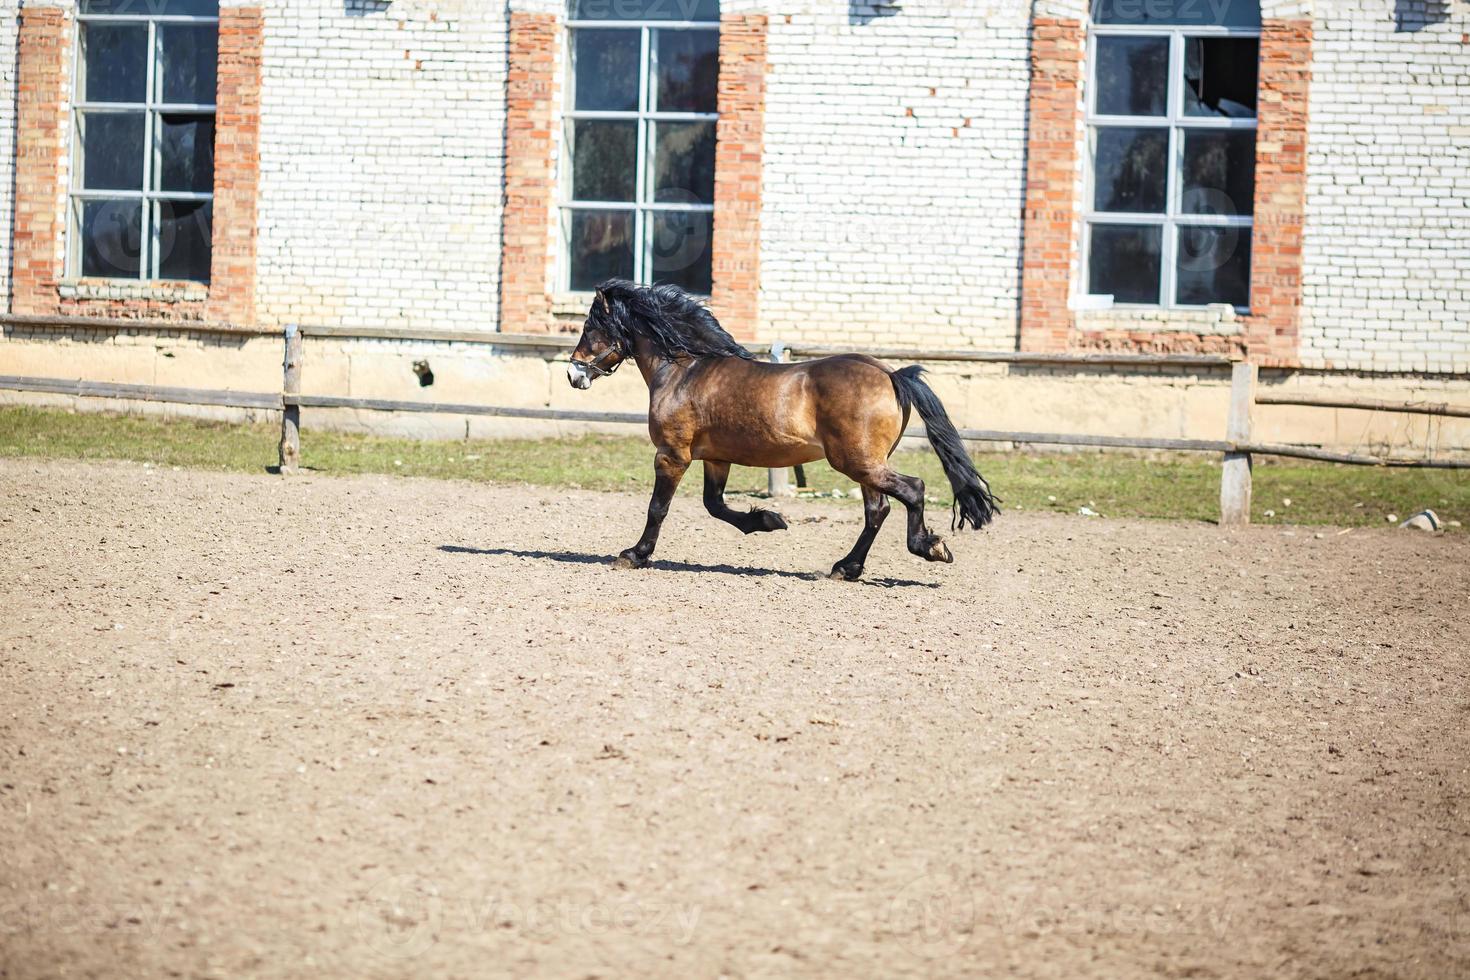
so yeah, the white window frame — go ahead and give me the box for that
[69,6,219,282]
[559,16,719,293]
[1083,21,1259,311]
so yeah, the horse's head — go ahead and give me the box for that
[568,283,632,389]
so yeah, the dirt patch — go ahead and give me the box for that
[1,458,1467,979]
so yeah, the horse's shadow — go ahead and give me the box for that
[438,545,939,589]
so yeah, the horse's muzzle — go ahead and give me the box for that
[567,361,593,389]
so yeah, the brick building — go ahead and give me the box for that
[0,0,1466,393]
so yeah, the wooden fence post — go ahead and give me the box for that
[279,323,302,474]
[1219,361,1257,526]
[767,341,793,497]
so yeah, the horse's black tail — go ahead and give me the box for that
[890,365,999,531]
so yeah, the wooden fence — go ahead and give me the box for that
[4,318,1468,527]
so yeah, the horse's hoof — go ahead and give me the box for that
[926,538,954,564]
[758,510,789,532]
[829,564,863,581]
[613,551,648,570]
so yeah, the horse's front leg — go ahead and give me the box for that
[614,450,690,569]
[703,461,788,534]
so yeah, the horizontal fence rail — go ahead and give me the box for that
[0,374,283,410]
[5,318,1470,529]
[1256,392,1470,418]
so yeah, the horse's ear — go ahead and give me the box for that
[596,289,610,315]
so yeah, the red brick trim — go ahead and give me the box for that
[1243,18,1312,367]
[1019,17,1084,353]
[205,6,264,326]
[12,7,70,316]
[1021,15,1312,363]
[710,13,766,342]
[499,11,560,335]
[10,6,263,326]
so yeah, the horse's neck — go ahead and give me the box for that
[630,333,682,389]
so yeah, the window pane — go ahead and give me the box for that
[650,210,712,294]
[573,30,640,112]
[653,121,716,204]
[569,120,637,202]
[1181,130,1255,216]
[1094,36,1168,117]
[1092,127,1168,213]
[1093,0,1260,27]
[79,112,145,191]
[80,199,143,279]
[156,114,216,194]
[82,0,220,14]
[571,0,720,22]
[1184,37,1258,117]
[80,23,147,104]
[655,29,719,113]
[158,200,213,282]
[158,24,219,106]
[569,210,634,291]
[1089,224,1162,304]
[1176,226,1251,306]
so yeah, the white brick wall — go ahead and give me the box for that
[1300,0,1470,372]
[0,8,18,310]
[758,0,1030,349]
[255,0,509,331]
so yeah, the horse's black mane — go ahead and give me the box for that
[590,279,752,362]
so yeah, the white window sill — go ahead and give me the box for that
[60,279,209,303]
[1074,304,1242,336]
[551,292,595,317]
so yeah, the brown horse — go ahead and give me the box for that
[567,279,998,580]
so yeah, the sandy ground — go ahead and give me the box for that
[0,457,1467,979]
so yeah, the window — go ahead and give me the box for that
[561,0,720,294]
[71,0,218,283]
[1084,0,1260,309]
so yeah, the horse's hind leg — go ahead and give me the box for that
[829,484,891,581]
[703,461,788,534]
[857,466,952,565]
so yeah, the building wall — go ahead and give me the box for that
[0,7,17,311]
[1300,0,1470,372]
[757,0,1029,349]
[254,0,509,332]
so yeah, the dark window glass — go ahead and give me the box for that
[80,199,143,278]
[570,121,637,201]
[158,24,219,105]
[157,200,212,282]
[650,210,712,293]
[82,0,219,13]
[569,210,635,290]
[1092,0,1260,27]
[573,30,640,112]
[1089,224,1162,304]
[156,114,216,194]
[80,112,145,190]
[1184,37,1258,117]
[656,30,719,112]
[1181,129,1255,216]
[1092,127,1168,213]
[1176,226,1251,306]
[653,121,716,204]
[1094,36,1168,116]
[81,23,147,104]
[571,0,719,22]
